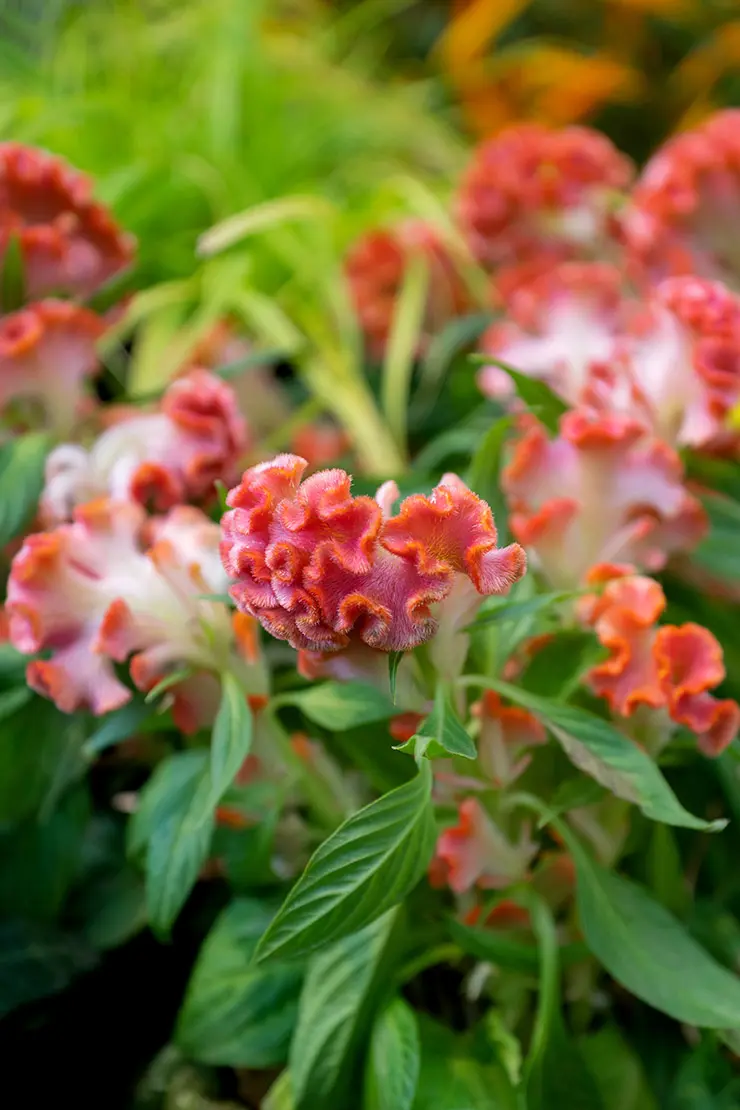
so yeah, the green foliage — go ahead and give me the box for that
[364,996,421,1110]
[176,898,303,1068]
[256,764,435,963]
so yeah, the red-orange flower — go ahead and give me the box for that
[221,455,526,654]
[0,143,134,300]
[456,123,632,270]
[579,565,739,756]
[502,410,706,587]
[345,221,470,357]
[42,369,247,522]
[625,109,740,287]
[430,798,536,895]
[473,690,547,786]
[0,300,105,433]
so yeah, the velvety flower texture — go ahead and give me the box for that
[0,143,135,301]
[221,455,526,654]
[430,798,537,895]
[456,123,632,270]
[579,565,740,756]
[344,221,470,357]
[6,500,265,730]
[41,369,247,523]
[481,265,740,450]
[0,300,106,433]
[502,410,706,587]
[625,109,740,287]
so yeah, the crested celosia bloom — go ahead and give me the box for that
[41,369,247,523]
[6,500,266,730]
[624,109,740,287]
[502,410,706,588]
[578,565,740,756]
[481,265,740,450]
[0,300,106,433]
[0,143,135,300]
[456,123,633,270]
[220,454,526,654]
[430,798,537,894]
[480,261,629,402]
[472,690,548,787]
[344,221,470,357]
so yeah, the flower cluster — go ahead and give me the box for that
[220,454,526,654]
[7,499,266,730]
[578,565,740,757]
[42,369,247,523]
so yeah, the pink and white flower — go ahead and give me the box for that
[41,369,247,522]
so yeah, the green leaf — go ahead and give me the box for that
[279,681,395,730]
[128,750,213,936]
[471,355,567,433]
[464,677,725,831]
[0,233,25,312]
[79,867,147,951]
[364,996,420,1110]
[255,764,435,963]
[565,829,740,1028]
[0,786,89,922]
[579,1027,658,1110]
[520,628,606,699]
[382,253,429,455]
[413,312,494,421]
[290,910,399,1110]
[465,589,581,633]
[0,697,79,824]
[541,776,608,824]
[413,1016,520,1110]
[176,898,303,1068]
[0,432,49,547]
[388,652,404,704]
[203,672,253,814]
[524,894,604,1110]
[83,696,156,757]
[399,686,476,761]
[448,917,587,974]
[0,919,97,1020]
[144,667,193,702]
[464,414,513,534]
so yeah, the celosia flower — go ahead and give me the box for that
[479,261,628,402]
[0,143,134,300]
[291,421,350,469]
[456,123,632,270]
[481,266,740,450]
[6,500,266,728]
[625,109,740,286]
[463,900,530,930]
[473,690,547,787]
[578,565,740,756]
[221,455,526,654]
[430,798,537,894]
[41,369,247,522]
[502,410,706,587]
[0,300,106,433]
[345,221,470,357]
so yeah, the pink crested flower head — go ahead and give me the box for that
[0,300,106,434]
[479,261,629,403]
[0,143,135,301]
[344,220,470,357]
[472,690,548,787]
[430,798,537,895]
[502,410,707,588]
[220,455,526,654]
[625,110,740,287]
[456,123,633,270]
[6,500,266,728]
[578,564,740,756]
[41,368,247,523]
